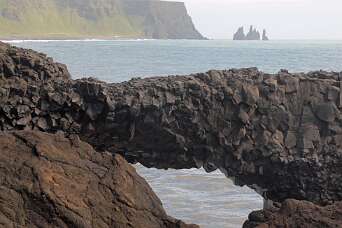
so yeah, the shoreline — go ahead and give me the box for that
[2,38,342,43]
[0,35,208,42]
[1,38,157,43]
[0,38,213,43]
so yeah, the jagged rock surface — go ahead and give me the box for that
[243,199,342,228]
[0,130,198,228]
[0,42,70,81]
[2,42,342,208]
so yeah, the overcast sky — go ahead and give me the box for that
[169,0,342,40]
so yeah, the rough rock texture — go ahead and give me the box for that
[243,199,342,228]
[0,130,198,228]
[2,42,342,208]
[0,42,70,81]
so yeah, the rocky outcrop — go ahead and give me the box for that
[0,130,198,228]
[2,42,342,227]
[243,199,342,228]
[1,41,342,208]
[0,0,204,40]
[0,42,70,81]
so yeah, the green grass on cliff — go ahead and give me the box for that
[0,0,144,39]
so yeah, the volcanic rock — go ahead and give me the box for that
[0,42,70,81]
[243,199,342,228]
[0,130,198,228]
[2,41,342,211]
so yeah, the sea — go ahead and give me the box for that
[7,39,342,228]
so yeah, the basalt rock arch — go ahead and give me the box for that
[1,41,342,208]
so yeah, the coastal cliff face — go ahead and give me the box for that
[1,42,342,227]
[0,0,204,39]
[120,0,204,39]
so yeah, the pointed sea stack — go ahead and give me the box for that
[233,26,269,40]
[233,26,246,40]
[245,26,260,40]
[262,29,269,41]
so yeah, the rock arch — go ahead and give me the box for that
[1,42,342,206]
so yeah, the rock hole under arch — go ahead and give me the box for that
[135,164,263,228]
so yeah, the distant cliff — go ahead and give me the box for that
[0,0,204,39]
[233,26,269,40]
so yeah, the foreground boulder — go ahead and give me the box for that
[0,130,198,228]
[1,41,342,206]
[243,199,342,228]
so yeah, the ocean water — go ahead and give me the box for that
[9,39,342,228]
[12,39,342,82]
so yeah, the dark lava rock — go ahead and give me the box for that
[2,41,342,214]
[0,41,70,82]
[0,130,198,228]
[243,199,342,228]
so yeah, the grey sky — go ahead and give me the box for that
[169,0,342,39]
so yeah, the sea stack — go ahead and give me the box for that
[233,26,246,40]
[245,26,261,40]
[233,26,269,40]
[262,29,269,41]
